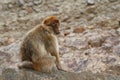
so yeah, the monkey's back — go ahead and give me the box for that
[20,36,33,61]
[20,25,49,62]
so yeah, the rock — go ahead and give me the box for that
[1,0,12,4]
[102,43,112,51]
[0,37,8,46]
[1,68,120,80]
[33,0,42,5]
[87,14,95,21]
[74,59,88,72]
[0,41,20,54]
[25,6,33,13]
[65,37,88,50]
[108,0,118,2]
[87,35,104,47]
[73,27,85,33]
[117,28,120,35]
[105,37,120,46]
[18,10,27,17]
[0,0,120,79]
[118,21,120,27]
[32,6,40,12]
[7,38,16,44]
[86,25,94,29]
[64,32,70,36]
[1,4,8,10]
[0,4,2,11]
[18,0,25,6]
[62,15,70,22]
[0,40,120,80]
[101,56,116,64]
[26,2,33,7]
[0,37,16,46]
[85,5,96,13]
[7,3,13,9]
[106,65,120,75]
[113,44,120,57]
[86,0,95,5]
[59,46,70,55]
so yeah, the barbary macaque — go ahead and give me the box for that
[18,16,63,73]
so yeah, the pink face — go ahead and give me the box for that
[51,20,60,34]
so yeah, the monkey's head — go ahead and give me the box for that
[43,16,60,34]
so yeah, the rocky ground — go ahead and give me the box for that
[0,0,120,80]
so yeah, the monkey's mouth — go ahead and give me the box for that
[53,28,60,34]
[55,31,60,34]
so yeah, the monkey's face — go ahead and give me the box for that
[43,16,60,34]
[50,20,60,34]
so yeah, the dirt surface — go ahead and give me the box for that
[0,0,120,76]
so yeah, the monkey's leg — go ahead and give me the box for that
[41,56,56,73]
[50,48,67,72]
[32,55,56,73]
[18,61,33,69]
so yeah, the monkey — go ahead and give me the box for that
[18,16,63,73]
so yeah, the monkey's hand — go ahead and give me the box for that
[58,68,67,72]
[57,66,67,72]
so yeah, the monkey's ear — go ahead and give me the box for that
[43,19,50,26]
[42,16,59,26]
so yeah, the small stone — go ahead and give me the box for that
[7,3,13,8]
[73,27,85,33]
[117,28,120,35]
[118,21,120,27]
[113,44,120,57]
[25,7,33,13]
[54,3,60,7]
[62,16,70,22]
[26,2,33,7]
[0,37,8,46]
[7,38,15,44]
[0,5,3,10]
[102,43,112,51]
[18,0,25,6]
[33,0,42,5]
[87,25,94,29]
[64,32,70,36]
[102,57,116,64]
[18,10,27,17]
[86,0,95,5]
[86,6,96,13]
[2,0,13,4]
[87,34,104,47]
[87,14,95,21]
[2,4,8,10]
[109,0,118,2]
[33,6,40,12]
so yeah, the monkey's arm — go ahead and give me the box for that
[49,37,62,70]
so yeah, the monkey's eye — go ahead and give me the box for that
[52,22,57,27]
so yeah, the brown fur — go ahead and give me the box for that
[18,16,62,73]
